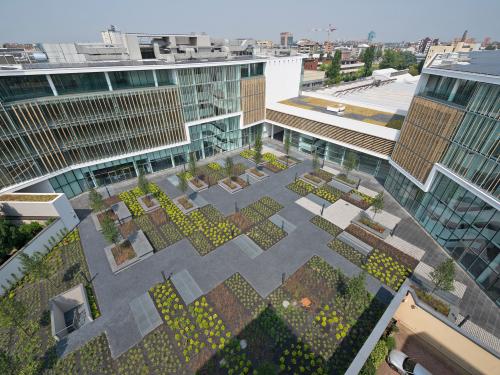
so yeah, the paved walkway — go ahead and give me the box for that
[68,142,500,357]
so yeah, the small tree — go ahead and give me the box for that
[178,173,188,195]
[0,296,29,336]
[311,148,319,172]
[137,170,149,195]
[19,251,53,286]
[188,152,197,181]
[101,215,120,245]
[284,132,291,166]
[254,130,263,167]
[343,152,358,178]
[89,188,105,213]
[345,272,366,308]
[430,258,455,293]
[225,156,234,181]
[371,192,384,220]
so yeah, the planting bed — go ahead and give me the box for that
[314,185,342,203]
[135,215,167,251]
[119,187,149,217]
[314,169,334,182]
[246,167,268,181]
[160,222,183,247]
[345,224,419,270]
[111,241,136,265]
[96,208,118,225]
[247,220,287,250]
[228,212,254,232]
[310,215,342,237]
[286,179,315,196]
[188,205,240,254]
[301,172,325,187]
[362,249,411,291]
[341,190,374,210]
[328,239,365,267]
[237,196,283,228]
[0,230,104,375]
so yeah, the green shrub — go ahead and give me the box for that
[370,340,388,367]
[385,336,396,351]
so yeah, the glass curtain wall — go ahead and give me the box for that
[283,129,388,180]
[385,167,500,305]
[441,82,500,197]
[51,72,109,95]
[50,117,259,198]
[177,66,241,122]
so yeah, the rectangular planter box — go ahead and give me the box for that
[138,194,160,213]
[333,174,360,189]
[173,195,198,214]
[218,179,243,194]
[299,173,326,188]
[277,156,298,167]
[104,230,154,274]
[351,214,390,239]
[188,178,209,192]
[245,167,269,181]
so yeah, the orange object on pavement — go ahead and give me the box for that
[300,297,312,307]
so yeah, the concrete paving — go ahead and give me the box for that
[129,292,162,338]
[67,143,500,358]
[323,199,362,229]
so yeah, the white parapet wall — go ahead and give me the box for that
[265,56,304,105]
[0,193,80,294]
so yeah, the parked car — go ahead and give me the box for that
[387,350,432,375]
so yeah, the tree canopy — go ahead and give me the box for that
[326,50,342,84]
[101,215,120,245]
[89,188,106,212]
[430,258,455,293]
[379,49,416,70]
[361,46,375,77]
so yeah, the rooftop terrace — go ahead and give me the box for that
[280,95,406,129]
[305,75,418,115]
[429,50,500,77]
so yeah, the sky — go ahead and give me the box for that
[1,0,499,44]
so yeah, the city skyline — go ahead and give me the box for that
[1,0,499,44]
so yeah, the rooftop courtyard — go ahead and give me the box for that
[1,141,498,374]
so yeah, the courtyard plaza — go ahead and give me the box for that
[4,141,497,374]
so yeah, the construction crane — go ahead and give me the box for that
[311,24,337,43]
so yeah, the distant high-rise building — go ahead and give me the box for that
[417,37,438,54]
[323,41,334,54]
[280,32,293,47]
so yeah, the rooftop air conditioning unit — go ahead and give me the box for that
[326,105,345,115]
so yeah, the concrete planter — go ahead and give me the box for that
[173,195,198,214]
[104,230,153,274]
[218,178,243,194]
[277,156,298,168]
[91,201,131,231]
[138,194,160,213]
[299,173,326,188]
[351,214,390,239]
[188,178,208,192]
[333,174,360,189]
[245,167,269,181]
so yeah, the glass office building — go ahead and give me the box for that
[0,61,266,196]
[386,52,500,305]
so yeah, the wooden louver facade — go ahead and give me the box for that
[241,76,266,125]
[391,96,465,183]
[0,86,186,189]
[266,109,395,157]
